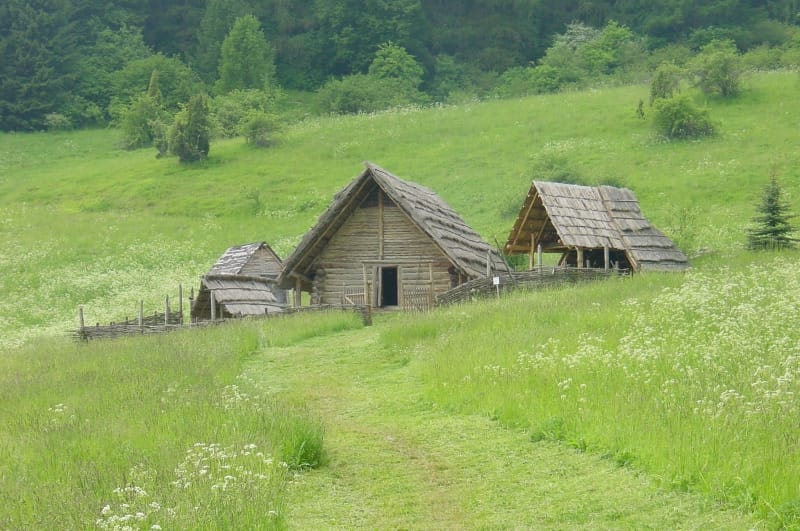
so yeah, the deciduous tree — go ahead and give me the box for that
[216,15,276,94]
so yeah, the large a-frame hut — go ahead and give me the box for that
[504,181,688,272]
[278,162,506,309]
[191,242,287,320]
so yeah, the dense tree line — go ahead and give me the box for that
[2,0,800,131]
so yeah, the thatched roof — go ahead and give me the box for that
[191,274,287,320]
[208,242,283,278]
[505,181,688,272]
[279,162,505,287]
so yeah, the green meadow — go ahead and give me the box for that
[1,71,799,528]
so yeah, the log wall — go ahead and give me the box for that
[314,190,453,306]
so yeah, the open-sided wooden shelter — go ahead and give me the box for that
[504,181,688,272]
[278,162,506,309]
[191,242,287,320]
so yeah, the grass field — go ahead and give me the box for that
[1,70,799,528]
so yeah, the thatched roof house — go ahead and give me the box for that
[278,162,505,309]
[504,181,688,272]
[191,242,287,320]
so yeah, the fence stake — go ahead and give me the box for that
[79,306,85,331]
[179,284,183,324]
[165,295,170,326]
[138,301,143,327]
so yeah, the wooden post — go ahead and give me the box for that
[165,295,170,325]
[486,250,491,277]
[178,284,183,324]
[529,234,535,270]
[188,288,194,324]
[362,263,369,308]
[603,245,610,271]
[294,277,302,307]
[210,291,216,321]
[79,306,85,330]
[537,244,543,274]
[138,301,143,327]
[576,248,584,269]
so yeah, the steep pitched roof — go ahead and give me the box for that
[191,274,287,319]
[279,162,505,285]
[505,181,688,272]
[208,242,283,278]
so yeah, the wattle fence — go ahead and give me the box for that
[436,266,628,306]
[72,301,372,341]
[73,267,622,341]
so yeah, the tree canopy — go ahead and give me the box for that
[2,0,800,130]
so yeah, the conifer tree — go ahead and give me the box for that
[168,94,211,163]
[747,176,797,250]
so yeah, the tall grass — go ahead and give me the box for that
[2,71,800,348]
[382,252,800,527]
[0,311,362,529]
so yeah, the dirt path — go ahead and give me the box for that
[245,327,757,530]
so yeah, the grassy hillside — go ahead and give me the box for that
[2,70,799,346]
[1,71,799,528]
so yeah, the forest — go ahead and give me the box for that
[2,0,800,132]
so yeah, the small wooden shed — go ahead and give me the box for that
[278,162,506,309]
[191,242,287,320]
[504,181,689,272]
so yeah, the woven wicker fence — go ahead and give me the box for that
[436,266,627,307]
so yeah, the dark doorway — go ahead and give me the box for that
[381,267,398,307]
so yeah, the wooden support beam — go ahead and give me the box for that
[378,189,384,260]
[604,245,610,271]
[576,248,584,269]
[529,233,535,270]
[294,277,302,307]
[510,190,540,249]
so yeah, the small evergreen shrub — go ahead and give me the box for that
[747,176,797,250]
[119,94,167,150]
[168,94,211,162]
[652,95,715,139]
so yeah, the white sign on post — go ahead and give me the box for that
[492,276,500,286]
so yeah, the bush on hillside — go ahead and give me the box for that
[168,94,211,162]
[493,65,562,98]
[315,74,427,115]
[119,93,169,150]
[241,111,280,147]
[649,63,683,104]
[652,95,715,139]
[211,89,278,138]
[690,39,742,97]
